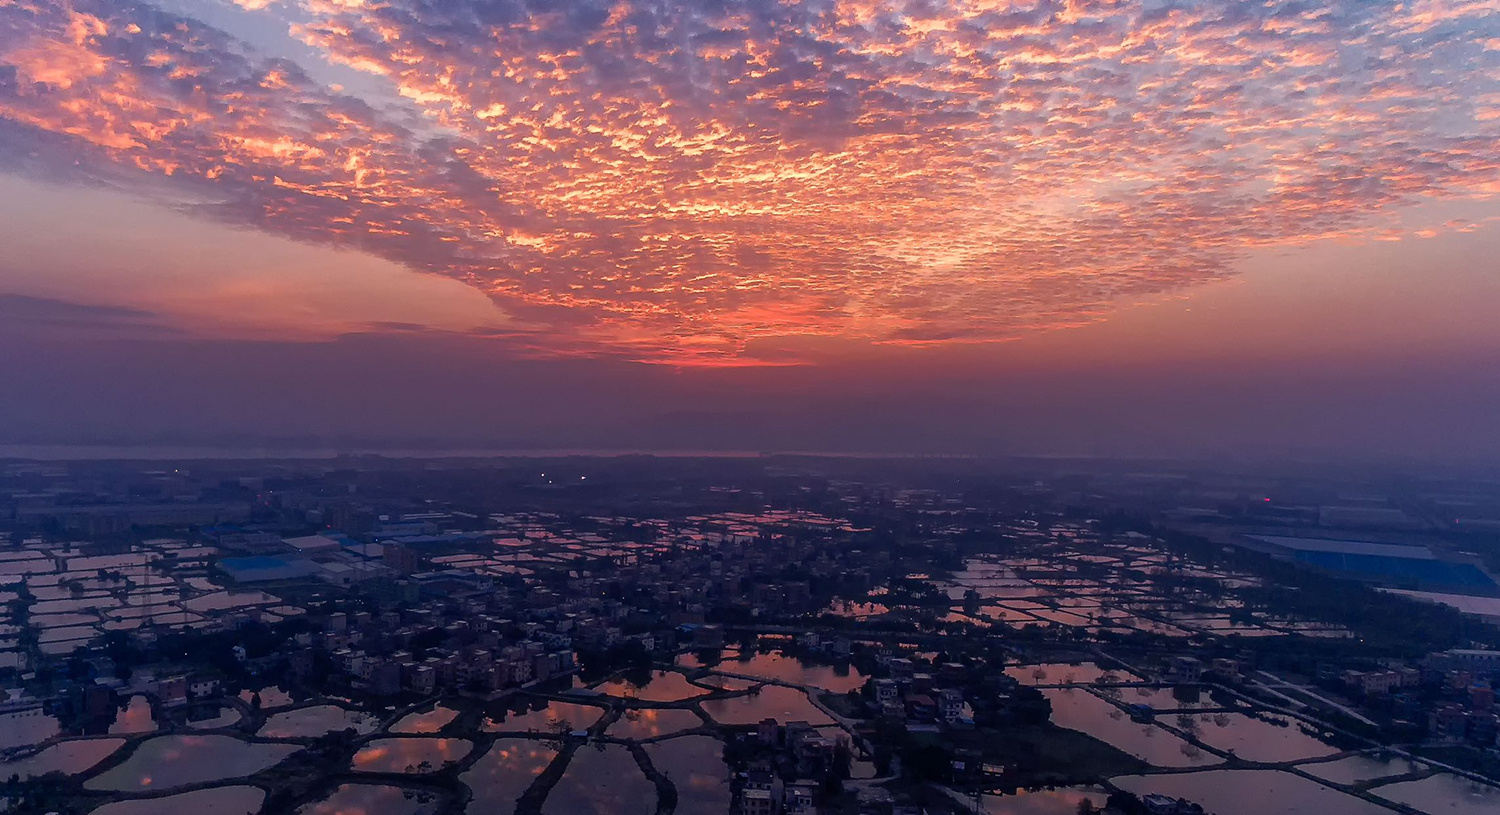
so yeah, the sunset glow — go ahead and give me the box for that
[4,0,1497,364]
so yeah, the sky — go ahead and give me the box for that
[1,0,1499,460]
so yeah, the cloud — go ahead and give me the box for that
[1,0,1498,363]
[0,293,177,337]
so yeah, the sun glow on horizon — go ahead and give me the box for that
[1,0,1498,364]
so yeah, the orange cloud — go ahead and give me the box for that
[1,0,1498,364]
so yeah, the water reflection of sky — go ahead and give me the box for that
[1113,769,1393,815]
[1370,772,1500,813]
[0,709,61,749]
[460,738,559,813]
[595,670,707,702]
[1299,753,1423,786]
[1181,712,1339,763]
[108,695,157,735]
[296,783,440,815]
[644,736,730,815]
[90,785,265,815]
[0,737,122,779]
[352,737,473,773]
[716,650,868,693]
[980,785,1108,815]
[239,686,294,709]
[84,734,298,791]
[390,705,460,734]
[258,705,379,738]
[541,744,656,815]
[700,686,833,727]
[184,705,243,730]
[606,707,703,740]
[1043,689,1218,769]
[483,701,603,733]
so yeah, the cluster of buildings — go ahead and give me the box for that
[739,719,852,815]
[1418,651,1500,748]
[870,661,969,728]
[1339,666,1422,696]
[313,607,576,697]
[3,458,1500,813]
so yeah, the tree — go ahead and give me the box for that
[823,740,853,795]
